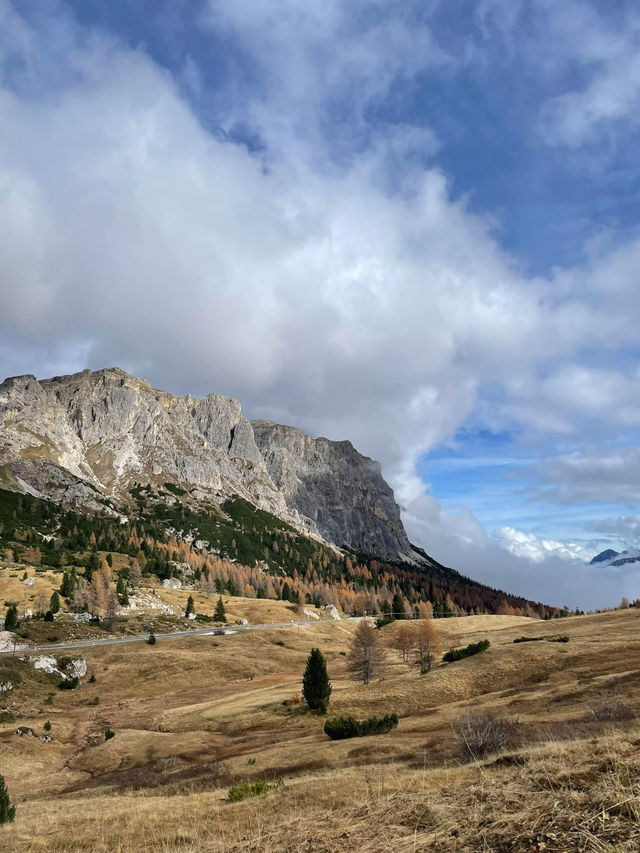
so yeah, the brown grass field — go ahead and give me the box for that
[2,601,640,852]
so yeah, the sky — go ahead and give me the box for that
[2,0,640,609]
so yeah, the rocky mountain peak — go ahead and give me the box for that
[0,368,419,562]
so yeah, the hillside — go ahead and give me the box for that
[2,608,640,851]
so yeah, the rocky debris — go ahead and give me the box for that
[15,726,34,736]
[121,592,174,615]
[187,612,196,620]
[252,420,417,561]
[0,631,25,653]
[162,578,182,589]
[73,612,92,623]
[22,577,34,586]
[303,608,320,620]
[40,734,52,742]
[0,681,13,693]
[324,605,341,621]
[31,655,86,680]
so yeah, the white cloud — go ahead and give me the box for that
[492,526,596,563]
[530,449,640,504]
[2,2,640,610]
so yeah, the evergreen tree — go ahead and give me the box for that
[185,595,195,618]
[49,591,61,614]
[214,596,226,622]
[116,575,129,605]
[302,647,332,713]
[392,592,406,620]
[4,604,18,632]
[282,581,292,602]
[0,774,15,824]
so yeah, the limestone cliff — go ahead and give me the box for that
[0,368,418,561]
[252,421,415,561]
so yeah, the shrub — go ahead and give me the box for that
[146,633,156,645]
[452,711,518,760]
[88,674,96,683]
[227,778,283,802]
[43,610,54,622]
[43,720,51,732]
[3,604,18,631]
[104,728,115,741]
[588,701,635,723]
[443,639,490,663]
[324,713,398,740]
[513,636,544,643]
[549,636,570,643]
[58,677,79,690]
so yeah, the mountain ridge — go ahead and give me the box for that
[0,367,418,563]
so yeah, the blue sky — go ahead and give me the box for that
[2,0,640,606]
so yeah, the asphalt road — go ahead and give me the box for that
[1,618,355,655]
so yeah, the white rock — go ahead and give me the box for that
[162,578,182,589]
[187,612,196,620]
[0,631,25,653]
[0,682,13,693]
[22,577,35,586]
[324,604,341,620]
[303,608,320,620]
[73,612,92,622]
[33,655,59,675]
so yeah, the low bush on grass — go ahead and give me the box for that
[227,778,283,802]
[549,635,570,643]
[513,636,544,643]
[443,639,490,663]
[58,677,79,690]
[104,728,115,741]
[452,711,518,761]
[324,713,398,740]
[587,701,635,723]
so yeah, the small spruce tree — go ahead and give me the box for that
[49,591,61,614]
[0,773,15,824]
[214,596,226,622]
[302,647,332,713]
[4,604,18,632]
[185,596,195,618]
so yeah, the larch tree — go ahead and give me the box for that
[348,621,385,685]
[393,623,415,663]
[414,618,440,674]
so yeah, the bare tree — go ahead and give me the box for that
[393,623,415,663]
[348,621,385,685]
[414,618,440,674]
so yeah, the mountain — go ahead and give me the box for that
[590,549,620,565]
[590,549,640,568]
[0,367,416,562]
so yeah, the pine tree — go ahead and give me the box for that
[49,591,61,614]
[214,596,226,622]
[392,592,406,620]
[302,647,332,713]
[185,595,195,618]
[0,773,15,824]
[4,604,18,632]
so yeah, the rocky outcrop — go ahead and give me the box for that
[0,368,288,519]
[0,368,419,562]
[252,421,415,561]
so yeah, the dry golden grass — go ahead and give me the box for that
[2,609,640,851]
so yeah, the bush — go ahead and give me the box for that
[513,636,543,643]
[146,633,156,645]
[549,636,570,643]
[443,639,490,663]
[58,677,79,690]
[104,728,115,741]
[324,713,398,740]
[452,711,518,760]
[227,778,283,802]
[43,610,54,622]
[588,701,635,723]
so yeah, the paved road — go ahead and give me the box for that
[1,618,356,655]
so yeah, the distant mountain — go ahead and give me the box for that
[590,549,620,565]
[591,549,640,568]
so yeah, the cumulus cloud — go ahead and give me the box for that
[492,526,596,564]
[528,449,640,504]
[2,1,640,607]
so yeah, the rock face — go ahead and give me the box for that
[252,421,415,561]
[0,367,418,561]
[0,368,288,518]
